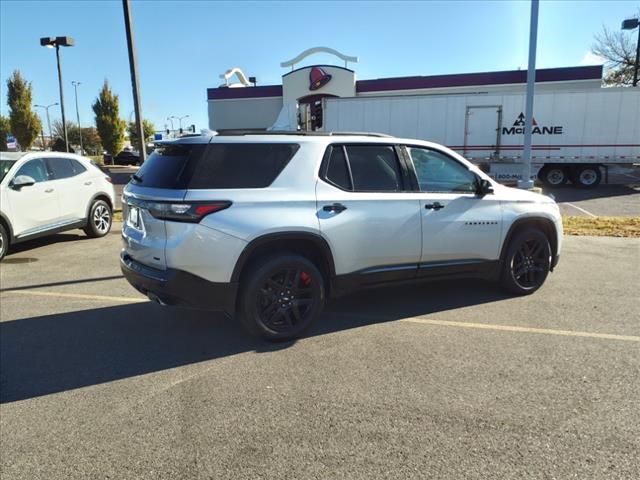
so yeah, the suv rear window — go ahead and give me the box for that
[132,142,298,189]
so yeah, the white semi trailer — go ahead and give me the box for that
[321,87,640,188]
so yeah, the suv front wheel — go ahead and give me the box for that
[500,228,551,295]
[238,254,325,341]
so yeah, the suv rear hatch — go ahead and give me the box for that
[122,142,208,269]
[122,139,299,269]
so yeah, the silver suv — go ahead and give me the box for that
[121,132,562,340]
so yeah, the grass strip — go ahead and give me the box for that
[563,216,640,238]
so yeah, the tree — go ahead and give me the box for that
[51,137,75,153]
[127,119,155,152]
[52,120,81,146]
[92,81,125,156]
[592,12,639,86]
[51,120,102,155]
[0,115,10,152]
[81,127,103,155]
[6,71,42,151]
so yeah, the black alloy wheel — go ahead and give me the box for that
[501,228,551,295]
[239,255,325,341]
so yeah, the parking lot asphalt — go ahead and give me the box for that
[1,226,639,479]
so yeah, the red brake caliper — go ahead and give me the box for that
[300,271,311,286]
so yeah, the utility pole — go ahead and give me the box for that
[518,0,539,189]
[122,0,146,161]
[72,81,83,154]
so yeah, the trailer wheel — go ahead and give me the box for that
[572,165,602,189]
[539,165,568,187]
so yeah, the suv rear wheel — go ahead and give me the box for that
[238,254,325,341]
[500,228,551,295]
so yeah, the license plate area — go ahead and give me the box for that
[127,205,143,231]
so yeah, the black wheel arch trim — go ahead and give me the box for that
[499,217,558,271]
[231,232,336,283]
[0,212,15,243]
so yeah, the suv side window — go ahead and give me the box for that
[47,158,83,180]
[407,147,477,193]
[14,159,49,183]
[325,146,352,190]
[345,145,402,192]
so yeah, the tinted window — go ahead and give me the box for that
[408,147,476,193]
[186,143,299,189]
[0,160,16,182]
[325,146,351,190]
[47,158,79,179]
[132,144,206,189]
[14,159,49,183]
[345,145,401,192]
[71,159,87,175]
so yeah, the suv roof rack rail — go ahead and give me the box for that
[214,130,392,138]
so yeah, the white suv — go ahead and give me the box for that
[0,152,116,260]
[121,133,562,340]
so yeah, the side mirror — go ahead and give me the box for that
[476,178,494,196]
[10,175,36,190]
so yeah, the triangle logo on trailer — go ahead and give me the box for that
[503,112,563,135]
[513,112,538,127]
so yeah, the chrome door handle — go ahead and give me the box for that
[84,181,92,185]
[44,188,54,193]
[425,202,444,210]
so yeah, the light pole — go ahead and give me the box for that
[122,0,146,162]
[177,115,189,131]
[169,115,189,133]
[518,0,539,190]
[622,17,640,87]
[34,102,58,150]
[71,81,83,154]
[167,116,175,134]
[40,36,74,152]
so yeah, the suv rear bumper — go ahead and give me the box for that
[120,252,238,315]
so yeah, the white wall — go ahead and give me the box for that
[208,97,283,130]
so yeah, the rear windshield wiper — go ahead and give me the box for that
[131,174,143,183]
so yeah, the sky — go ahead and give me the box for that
[0,0,638,134]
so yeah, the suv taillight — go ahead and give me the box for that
[147,201,231,222]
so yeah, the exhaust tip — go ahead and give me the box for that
[148,293,168,306]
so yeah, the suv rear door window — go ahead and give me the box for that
[187,143,299,189]
[47,158,82,180]
[345,145,402,192]
[325,146,352,190]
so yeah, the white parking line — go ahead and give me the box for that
[563,202,597,218]
[3,290,146,303]
[400,318,640,342]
